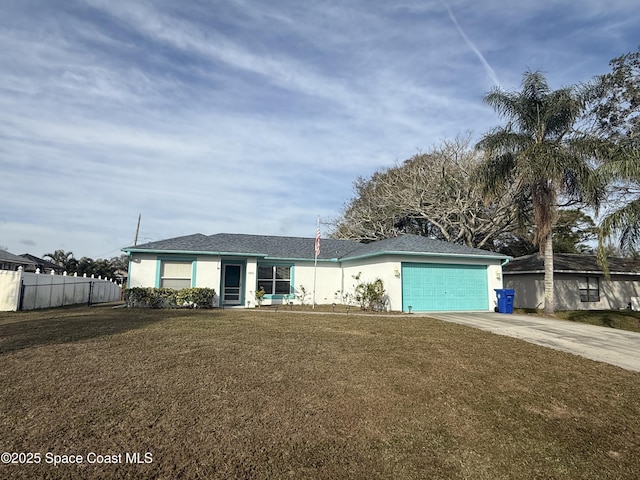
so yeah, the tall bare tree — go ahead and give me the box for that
[332,138,520,249]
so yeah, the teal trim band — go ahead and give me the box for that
[155,258,161,288]
[157,255,198,262]
[264,294,295,300]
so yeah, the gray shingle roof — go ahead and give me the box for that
[124,233,506,261]
[19,254,64,272]
[504,253,640,274]
[0,249,36,266]
[342,234,505,259]
[125,233,360,260]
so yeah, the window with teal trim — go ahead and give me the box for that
[257,265,291,295]
[160,260,192,289]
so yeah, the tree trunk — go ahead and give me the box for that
[543,234,555,314]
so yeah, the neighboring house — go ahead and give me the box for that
[19,254,65,274]
[123,233,509,312]
[504,253,640,311]
[0,249,35,271]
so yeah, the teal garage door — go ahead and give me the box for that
[401,263,489,311]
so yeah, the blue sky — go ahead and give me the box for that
[0,0,638,259]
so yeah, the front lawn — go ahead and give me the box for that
[1,307,639,479]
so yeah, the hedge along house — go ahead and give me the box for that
[122,233,509,312]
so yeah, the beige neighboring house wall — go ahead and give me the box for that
[506,273,640,311]
[504,253,640,311]
[504,274,543,309]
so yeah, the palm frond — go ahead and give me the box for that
[599,148,640,182]
[599,199,640,253]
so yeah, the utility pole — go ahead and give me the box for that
[134,214,141,246]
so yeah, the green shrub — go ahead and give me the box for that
[125,287,216,309]
[255,287,266,306]
[175,288,217,308]
[354,278,387,311]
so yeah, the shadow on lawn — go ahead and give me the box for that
[558,309,640,332]
[0,305,177,354]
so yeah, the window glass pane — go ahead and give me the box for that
[161,261,191,278]
[257,264,292,295]
[224,265,241,288]
[276,266,290,280]
[258,266,273,279]
[590,277,599,301]
[580,277,600,302]
[275,281,290,294]
[161,278,191,289]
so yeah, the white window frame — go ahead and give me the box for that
[257,264,292,297]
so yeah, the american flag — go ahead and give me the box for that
[315,223,320,258]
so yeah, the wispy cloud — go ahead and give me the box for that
[443,1,501,88]
[0,0,636,257]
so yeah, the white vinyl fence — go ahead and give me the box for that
[0,268,123,312]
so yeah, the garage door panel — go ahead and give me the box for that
[402,263,489,312]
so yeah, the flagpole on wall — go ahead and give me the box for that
[312,216,320,309]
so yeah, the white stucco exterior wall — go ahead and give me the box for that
[127,254,159,288]
[340,255,504,312]
[195,257,221,288]
[0,270,21,311]
[294,261,345,305]
[127,252,505,312]
[341,255,401,311]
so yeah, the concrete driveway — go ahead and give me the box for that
[426,312,640,373]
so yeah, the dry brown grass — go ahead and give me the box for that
[555,309,640,333]
[1,306,639,479]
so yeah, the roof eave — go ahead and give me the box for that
[262,256,340,262]
[341,250,510,262]
[123,248,265,258]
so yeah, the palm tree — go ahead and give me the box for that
[477,71,605,314]
[43,250,74,268]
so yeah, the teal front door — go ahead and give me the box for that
[401,263,489,312]
[222,264,243,306]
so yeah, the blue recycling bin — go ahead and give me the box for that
[495,289,515,314]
